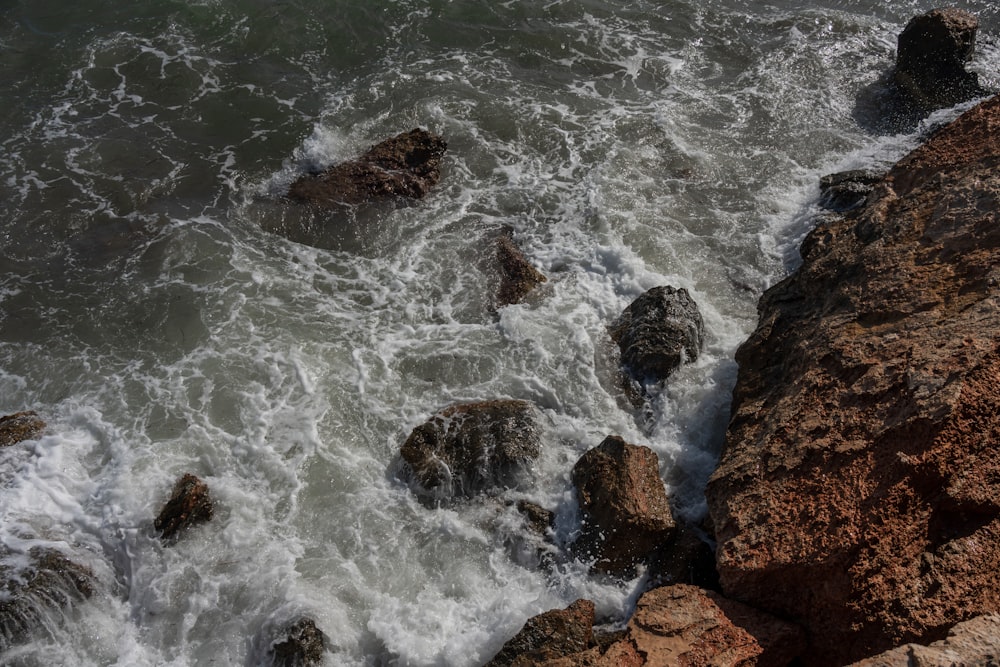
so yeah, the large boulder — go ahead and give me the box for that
[154,473,214,541]
[287,128,447,207]
[571,435,675,576]
[707,96,1000,664]
[485,599,595,667]
[400,400,540,501]
[0,546,96,651]
[0,410,46,447]
[609,286,703,388]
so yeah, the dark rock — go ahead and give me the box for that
[646,524,720,592]
[485,599,595,667]
[609,286,703,388]
[269,617,326,667]
[154,473,214,541]
[0,546,96,651]
[516,500,554,537]
[818,169,884,213]
[493,227,547,308]
[571,435,675,576]
[286,128,446,207]
[0,410,46,447]
[400,400,540,501]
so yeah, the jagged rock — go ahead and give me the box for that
[707,96,1000,664]
[818,169,883,213]
[571,435,675,576]
[609,286,703,388]
[493,227,547,308]
[400,400,540,501]
[286,128,446,207]
[847,615,1000,666]
[154,473,214,541]
[0,410,46,447]
[0,546,96,651]
[485,599,595,667]
[268,617,326,667]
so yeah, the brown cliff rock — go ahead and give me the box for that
[287,128,446,207]
[485,598,595,667]
[846,614,1000,667]
[154,473,214,541]
[0,410,46,447]
[571,435,675,576]
[707,95,1000,664]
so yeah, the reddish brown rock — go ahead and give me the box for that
[400,400,540,501]
[571,435,675,576]
[154,473,214,541]
[493,227,547,309]
[847,615,1000,667]
[287,128,446,207]
[268,617,326,667]
[485,599,595,667]
[707,95,1000,664]
[0,410,45,447]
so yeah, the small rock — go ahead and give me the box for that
[154,473,214,541]
[571,435,675,576]
[269,617,326,667]
[485,599,595,667]
[0,411,46,447]
[493,227,547,308]
[516,500,555,536]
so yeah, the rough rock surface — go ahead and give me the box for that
[493,227,547,309]
[707,95,1000,664]
[154,473,214,541]
[0,546,96,651]
[0,410,46,447]
[609,286,703,387]
[485,599,595,667]
[286,128,446,207]
[847,614,1000,667]
[400,400,539,501]
[818,169,884,213]
[571,435,675,576]
[269,617,326,667]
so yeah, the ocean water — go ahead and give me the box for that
[0,1,997,664]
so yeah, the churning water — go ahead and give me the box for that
[1,0,997,664]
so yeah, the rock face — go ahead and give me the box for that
[609,286,703,388]
[847,615,1000,667]
[0,547,96,651]
[485,599,595,667]
[707,95,1000,664]
[493,227,547,309]
[571,435,675,576]
[154,473,214,541]
[400,400,540,501]
[268,618,326,667]
[287,128,447,207]
[0,410,46,447]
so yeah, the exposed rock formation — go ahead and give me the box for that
[0,410,46,447]
[818,169,883,213]
[571,435,675,576]
[609,286,703,388]
[847,615,1000,667]
[0,546,96,651]
[268,617,326,667]
[493,227,547,309]
[485,599,595,667]
[707,95,1000,664]
[154,473,214,541]
[287,128,446,207]
[400,400,540,501]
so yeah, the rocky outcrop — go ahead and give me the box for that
[492,227,547,309]
[485,599,595,667]
[287,128,446,207]
[154,473,214,541]
[0,546,96,651]
[609,286,703,388]
[571,435,675,576]
[268,617,326,667]
[846,615,1000,667]
[707,95,1000,664]
[818,169,883,213]
[0,410,46,447]
[400,400,540,501]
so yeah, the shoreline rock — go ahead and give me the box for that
[492,226,547,309]
[0,411,46,447]
[154,473,214,541]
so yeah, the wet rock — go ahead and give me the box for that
[515,500,555,537]
[0,546,96,651]
[0,410,46,447]
[485,599,595,667]
[287,128,447,207]
[492,227,547,309]
[154,473,214,541]
[268,617,326,667]
[571,435,675,576]
[847,615,1000,666]
[818,169,883,213]
[400,400,540,501]
[707,95,1000,664]
[609,286,703,388]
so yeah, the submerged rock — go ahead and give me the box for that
[287,128,447,207]
[154,473,214,541]
[492,227,547,309]
[268,617,326,667]
[571,435,675,576]
[485,599,595,667]
[0,546,96,652]
[400,400,540,501]
[0,410,46,447]
[609,286,703,388]
[707,95,1000,664]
